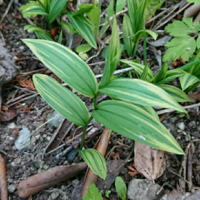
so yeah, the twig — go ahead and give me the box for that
[7,93,38,108]
[154,2,191,30]
[156,103,200,115]
[0,154,8,200]
[0,0,14,24]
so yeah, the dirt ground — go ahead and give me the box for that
[0,0,200,200]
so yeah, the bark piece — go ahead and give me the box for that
[18,162,87,198]
[0,154,8,200]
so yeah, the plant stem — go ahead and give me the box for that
[143,31,147,67]
[93,96,98,110]
[79,116,93,150]
[80,126,87,150]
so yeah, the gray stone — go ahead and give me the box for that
[15,128,30,150]
[176,122,185,130]
[47,111,64,128]
[128,179,161,200]
[50,191,60,200]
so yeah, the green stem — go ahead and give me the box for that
[143,31,147,67]
[80,126,87,150]
[79,115,93,150]
[93,96,98,110]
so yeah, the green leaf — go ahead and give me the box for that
[163,36,196,62]
[197,35,200,49]
[79,149,107,179]
[121,60,154,80]
[123,15,134,56]
[187,0,200,3]
[100,17,122,87]
[20,1,48,18]
[68,12,97,49]
[92,100,184,154]
[144,0,164,21]
[99,0,126,37]
[132,29,158,45]
[83,184,103,200]
[48,0,68,23]
[58,30,63,44]
[165,17,200,37]
[180,72,200,91]
[159,84,190,102]
[155,69,184,85]
[164,18,200,62]
[127,0,146,33]
[24,25,53,41]
[33,74,89,126]
[99,78,186,113]
[23,39,98,97]
[74,4,95,16]
[152,63,168,83]
[115,177,127,200]
[60,22,77,34]
[86,3,100,35]
[76,44,92,53]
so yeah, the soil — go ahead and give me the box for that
[0,0,200,200]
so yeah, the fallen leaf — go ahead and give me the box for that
[113,152,120,160]
[16,76,35,90]
[23,105,30,113]
[134,142,166,180]
[1,108,19,122]
[128,163,141,177]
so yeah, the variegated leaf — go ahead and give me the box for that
[155,69,184,85]
[20,1,48,18]
[68,12,97,49]
[123,15,134,56]
[23,39,98,97]
[48,0,68,23]
[159,84,190,102]
[24,25,53,41]
[180,72,200,91]
[100,17,122,86]
[33,74,89,126]
[121,60,154,80]
[79,149,107,179]
[99,78,186,113]
[92,100,184,154]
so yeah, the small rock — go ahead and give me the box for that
[8,184,16,193]
[50,191,60,200]
[8,122,16,129]
[19,46,25,51]
[128,179,161,200]
[68,149,78,163]
[47,111,64,128]
[176,122,185,130]
[15,128,30,150]
[185,134,191,142]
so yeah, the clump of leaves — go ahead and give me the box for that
[20,0,100,48]
[163,17,200,62]
[24,18,185,181]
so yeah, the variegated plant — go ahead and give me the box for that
[20,0,99,48]
[23,18,185,180]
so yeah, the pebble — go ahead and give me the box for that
[176,122,185,130]
[8,184,16,193]
[68,149,78,162]
[15,128,30,150]
[8,123,16,129]
[47,111,64,128]
[50,191,60,200]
